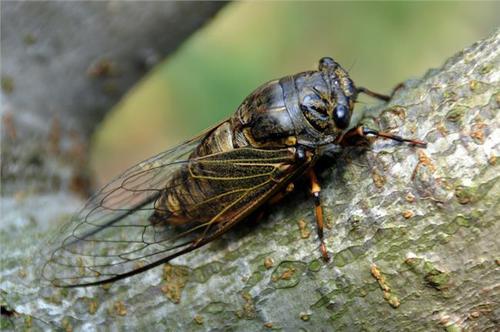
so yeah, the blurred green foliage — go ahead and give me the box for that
[91,2,499,184]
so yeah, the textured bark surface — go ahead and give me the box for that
[1,25,499,332]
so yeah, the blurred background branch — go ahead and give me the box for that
[1,1,227,196]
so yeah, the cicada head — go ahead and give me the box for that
[318,57,357,130]
[296,57,358,139]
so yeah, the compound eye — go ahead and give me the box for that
[333,104,350,129]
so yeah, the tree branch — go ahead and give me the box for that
[1,22,498,331]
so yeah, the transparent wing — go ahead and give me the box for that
[41,139,305,287]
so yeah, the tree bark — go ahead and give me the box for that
[1,13,498,332]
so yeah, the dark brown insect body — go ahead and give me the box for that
[152,58,354,225]
[42,58,425,287]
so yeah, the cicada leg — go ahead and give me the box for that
[342,126,427,147]
[357,83,405,102]
[306,169,329,261]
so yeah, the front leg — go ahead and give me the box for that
[340,126,427,147]
[306,168,330,261]
[356,83,405,102]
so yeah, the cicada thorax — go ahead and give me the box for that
[151,59,357,227]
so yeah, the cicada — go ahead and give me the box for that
[42,57,425,287]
